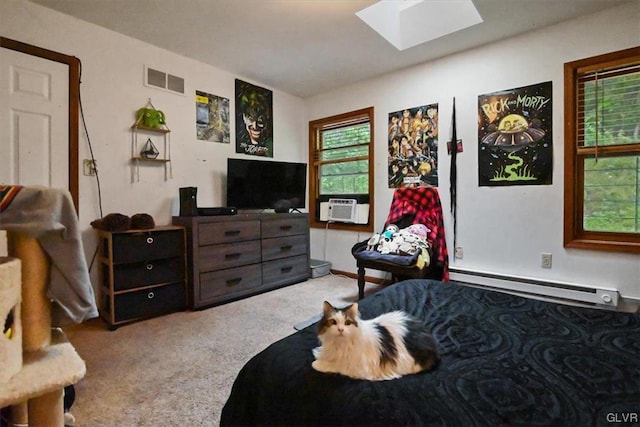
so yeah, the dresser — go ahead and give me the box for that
[172,213,309,309]
[97,226,187,329]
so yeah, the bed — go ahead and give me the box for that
[220,279,640,426]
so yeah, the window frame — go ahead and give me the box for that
[308,107,374,232]
[564,46,640,254]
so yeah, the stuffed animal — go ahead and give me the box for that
[365,223,431,267]
[136,108,166,128]
[367,224,399,251]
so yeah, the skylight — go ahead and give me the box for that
[356,0,483,51]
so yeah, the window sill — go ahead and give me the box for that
[310,220,373,233]
[564,237,640,254]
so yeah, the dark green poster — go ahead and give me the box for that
[477,82,552,186]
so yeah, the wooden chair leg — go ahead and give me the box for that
[357,265,365,300]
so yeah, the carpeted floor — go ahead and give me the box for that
[63,274,382,426]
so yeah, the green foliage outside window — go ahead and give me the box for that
[583,156,640,232]
[319,124,370,195]
[581,72,640,233]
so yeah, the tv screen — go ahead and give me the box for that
[227,158,307,212]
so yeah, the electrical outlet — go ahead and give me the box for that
[541,252,552,268]
[83,159,97,176]
[454,246,463,259]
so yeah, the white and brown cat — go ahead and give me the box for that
[312,301,439,381]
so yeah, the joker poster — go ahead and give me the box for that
[477,82,552,186]
[235,79,273,157]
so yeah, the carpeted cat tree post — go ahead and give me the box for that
[0,232,86,426]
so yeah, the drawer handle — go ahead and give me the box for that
[226,277,242,287]
[146,237,154,244]
[280,266,293,273]
[146,263,154,270]
[280,225,292,231]
[147,291,155,299]
[224,230,241,236]
[225,253,241,260]
[280,245,293,251]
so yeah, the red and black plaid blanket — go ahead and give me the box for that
[385,186,449,280]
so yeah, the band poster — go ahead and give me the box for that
[196,91,230,143]
[388,104,439,188]
[478,82,553,186]
[235,79,273,157]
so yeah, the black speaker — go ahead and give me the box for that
[179,187,198,216]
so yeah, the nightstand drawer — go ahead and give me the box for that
[262,254,309,287]
[261,217,308,238]
[198,220,260,245]
[108,257,184,291]
[113,283,185,323]
[198,240,261,271]
[199,263,262,302]
[262,235,308,261]
[111,229,184,263]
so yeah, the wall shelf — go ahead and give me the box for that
[130,102,172,182]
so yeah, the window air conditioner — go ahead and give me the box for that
[327,198,358,223]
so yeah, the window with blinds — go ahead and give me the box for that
[564,46,640,253]
[309,107,374,230]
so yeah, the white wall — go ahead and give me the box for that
[307,1,640,300]
[2,0,306,285]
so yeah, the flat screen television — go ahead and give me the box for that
[226,158,307,213]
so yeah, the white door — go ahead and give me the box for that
[0,47,69,188]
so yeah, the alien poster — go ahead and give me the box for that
[478,82,552,186]
[235,79,273,157]
[388,104,439,188]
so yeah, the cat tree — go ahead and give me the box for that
[0,233,86,426]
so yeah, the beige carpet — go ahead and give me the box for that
[63,274,382,426]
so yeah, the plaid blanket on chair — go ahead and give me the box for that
[385,186,449,280]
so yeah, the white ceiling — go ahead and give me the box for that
[29,0,633,98]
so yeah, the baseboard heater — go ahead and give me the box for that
[449,268,620,308]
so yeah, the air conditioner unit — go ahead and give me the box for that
[327,198,358,223]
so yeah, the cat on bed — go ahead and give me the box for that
[312,301,439,381]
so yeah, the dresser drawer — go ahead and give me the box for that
[262,254,309,287]
[199,263,262,302]
[107,257,184,291]
[262,234,308,261]
[198,220,260,245]
[111,229,184,263]
[113,283,185,323]
[198,240,262,272]
[261,216,308,238]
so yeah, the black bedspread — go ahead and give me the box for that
[220,280,640,426]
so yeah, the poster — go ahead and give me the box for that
[477,82,553,186]
[196,91,230,143]
[388,104,439,188]
[235,79,273,157]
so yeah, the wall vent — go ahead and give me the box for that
[145,66,185,95]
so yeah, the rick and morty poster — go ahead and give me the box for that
[477,82,552,186]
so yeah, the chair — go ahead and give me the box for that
[352,186,449,299]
